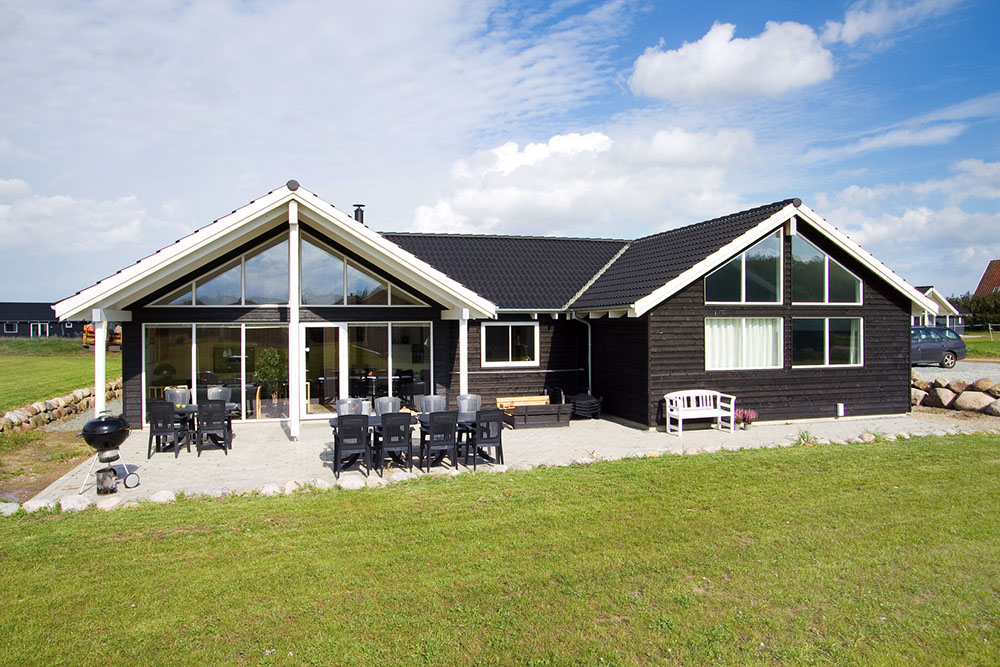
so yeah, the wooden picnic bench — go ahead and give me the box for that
[664,389,736,436]
[496,395,572,429]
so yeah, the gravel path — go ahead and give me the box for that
[42,399,123,433]
[912,358,1000,383]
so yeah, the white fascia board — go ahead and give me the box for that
[923,287,959,316]
[54,187,296,320]
[795,204,939,315]
[631,203,799,317]
[296,198,496,319]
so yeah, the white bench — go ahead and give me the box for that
[664,390,736,436]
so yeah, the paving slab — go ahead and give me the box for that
[22,410,1000,511]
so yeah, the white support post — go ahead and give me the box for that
[288,200,301,440]
[458,315,469,396]
[93,316,107,417]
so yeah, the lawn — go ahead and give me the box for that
[0,338,121,413]
[1,434,998,664]
[965,336,1000,359]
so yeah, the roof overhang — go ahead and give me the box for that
[623,201,938,317]
[54,184,497,321]
[915,286,958,317]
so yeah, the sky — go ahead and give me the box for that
[1,0,998,302]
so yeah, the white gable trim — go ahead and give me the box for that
[919,287,959,317]
[630,202,938,317]
[55,184,496,321]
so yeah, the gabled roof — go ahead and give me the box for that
[0,302,57,321]
[915,287,960,317]
[974,260,1000,296]
[384,233,626,310]
[569,199,798,311]
[54,182,497,321]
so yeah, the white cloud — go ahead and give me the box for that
[912,159,1000,201]
[803,123,965,162]
[414,127,756,237]
[629,22,834,104]
[823,0,961,45]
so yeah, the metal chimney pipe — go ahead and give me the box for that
[353,204,365,225]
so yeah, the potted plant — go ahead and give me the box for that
[254,347,287,404]
[735,408,758,430]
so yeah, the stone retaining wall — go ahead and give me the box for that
[911,370,1000,416]
[0,378,123,434]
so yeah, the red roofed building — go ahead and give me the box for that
[974,260,1000,296]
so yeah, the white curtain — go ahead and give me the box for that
[745,318,781,368]
[705,318,741,370]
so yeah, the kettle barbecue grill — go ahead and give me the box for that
[78,412,139,494]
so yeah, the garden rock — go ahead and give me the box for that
[933,377,949,389]
[96,497,123,511]
[947,380,969,394]
[910,369,924,383]
[22,498,55,512]
[924,387,957,409]
[953,391,995,413]
[860,433,876,442]
[60,495,93,512]
[150,490,176,504]
[203,485,231,498]
[336,476,366,490]
[283,480,301,495]
[983,399,1000,417]
[259,483,281,496]
[912,379,932,391]
[989,384,1000,399]
[682,448,703,455]
[311,478,334,490]
[911,388,928,406]
[487,465,510,474]
[971,378,995,393]
[0,502,20,516]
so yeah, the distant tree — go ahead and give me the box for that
[949,292,1000,326]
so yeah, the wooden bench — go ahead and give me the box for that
[496,395,572,429]
[664,390,736,436]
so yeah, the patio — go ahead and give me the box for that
[23,408,997,512]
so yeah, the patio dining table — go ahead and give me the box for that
[172,402,241,446]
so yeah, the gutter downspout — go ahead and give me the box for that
[570,312,592,394]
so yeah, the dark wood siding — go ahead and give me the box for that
[121,322,143,425]
[436,316,585,409]
[645,226,912,425]
[589,317,649,424]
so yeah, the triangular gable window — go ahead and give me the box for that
[244,238,289,305]
[301,237,345,305]
[152,285,192,306]
[347,264,388,305]
[792,236,862,304]
[196,262,241,305]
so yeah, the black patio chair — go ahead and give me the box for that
[332,414,372,478]
[375,412,414,476]
[467,409,504,470]
[195,399,230,456]
[147,400,190,459]
[455,394,482,444]
[420,411,459,471]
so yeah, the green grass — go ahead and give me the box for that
[0,338,120,413]
[965,336,1000,360]
[2,435,999,664]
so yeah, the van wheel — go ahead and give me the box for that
[940,351,957,368]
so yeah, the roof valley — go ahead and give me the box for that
[563,242,632,310]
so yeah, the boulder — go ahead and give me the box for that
[60,495,94,512]
[924,387,957,409]
[682,448,703,456]
[283,480,301,495]
[989,384,1000,399]
[0,418,12,432]
[859,433,877,443]
[0,502,20,517]
[203,485,231,498]
[953,391,995,413]
[23,498,55,513]
[387,470,418,483]
[487,465,510,474]
[336,476,366,490]
[96,496,124,511]
[259,483,281,496]
[933,377,950,389]
[982,399,1000,417]
[911,388,928,406]
[913,380,932,391]
[311,478,334,490]
[971,378,996,393]
[911,368,925,383]
[149,490,176,504]
[947,380,969,394]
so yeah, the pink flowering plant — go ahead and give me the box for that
[734,408,758,426]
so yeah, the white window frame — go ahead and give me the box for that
[791,317,864,368]
[480,321,540,368]
[705,230,784,306]
[791,236,863,306]
[3,322,16,334]
[704,317,783,371]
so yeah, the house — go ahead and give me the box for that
[912,286,964,332]
[0,302,79,338]
[974,260,1000,296]
[54,181,938,435]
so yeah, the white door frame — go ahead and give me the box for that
[300,323,349,420]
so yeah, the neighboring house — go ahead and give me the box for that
[0,302,79,338]
[54,181,937,434]
[912,286,964,332]
[974,260,1000,296]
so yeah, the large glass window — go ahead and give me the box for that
[482,322,538,367]
[391,324,431,408]
[246,327,288,419]
[792,236,861,304]
[304,326,340,415]
[194,326,241,404]
[347,264,388,305]
[792,318,862,367]
[705,318,782,370]
[349,324,389,400]
[705,231,781,304]
[301,237,345,305]
[244,239,288,305]
[195,262,241,305]
[145,326,193,405]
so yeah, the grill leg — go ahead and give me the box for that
[78,454,99,494]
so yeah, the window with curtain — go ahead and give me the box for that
[705,318,782,370]
[792,318,862,367]
[481,322,539,367]
[705,230,782,304]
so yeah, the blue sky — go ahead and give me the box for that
[1,0,997,302]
